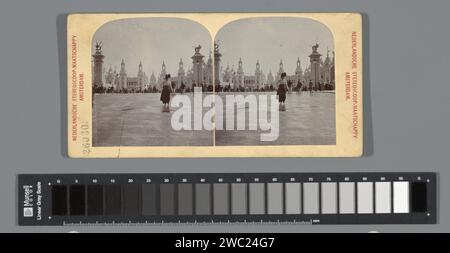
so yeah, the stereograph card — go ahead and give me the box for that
[67,13,363,157]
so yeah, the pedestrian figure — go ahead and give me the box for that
[297,81,303,95]
[160,74,173,112]
[277,72,288,111]
[308,80,314,95]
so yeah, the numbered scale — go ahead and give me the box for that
[18,173,436,225]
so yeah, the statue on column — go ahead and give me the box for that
[312,43,319,53]
[95,42,102,54]
[194,44,202,54]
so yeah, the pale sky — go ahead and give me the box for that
[92,18,212,77]
[216,17,334,76]
[92,17,334,78]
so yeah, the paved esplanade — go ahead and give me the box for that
[215,92,336,145]
[93,92,335,146]
[93,93,213,146]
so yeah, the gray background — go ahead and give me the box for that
[0,0,449,233]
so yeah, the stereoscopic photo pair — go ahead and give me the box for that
[67,13,363,157]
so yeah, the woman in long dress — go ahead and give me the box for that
[160,74,173,112]
[277,72,288,111]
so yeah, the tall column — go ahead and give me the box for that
[295,57,303,84]
[177,58,185,89]
[330,51,335,89]
[119,59,127,90]
[92,42,104,88]
[214,41,222,86]
[276,60,284,81]
[237,58,244,87]
[255,60,262,89]
[137,61,144,91]
[191,45,204,87]
[322,49,331,84]
[309,43,322,88]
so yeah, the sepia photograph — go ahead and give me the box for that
[214,17,336,145]
[91,18,214,146]
[92,17,336,147]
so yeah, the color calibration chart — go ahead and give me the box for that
[18,173,437,225]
